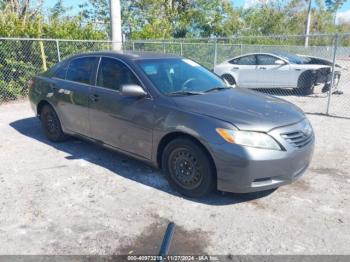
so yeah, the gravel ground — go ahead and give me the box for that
[0,100,349,255]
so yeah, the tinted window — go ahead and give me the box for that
[137,58,227,94]
[53,63,68,79]
[66,57,98,84]
[257,55,279,65]
[230,55,256,65]
[44,61,67,78]
[272,52,304,64]
[96,57,141,91]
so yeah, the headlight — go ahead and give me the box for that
[216,128,281,150]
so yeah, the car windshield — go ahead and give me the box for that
[136,58,228,95]
[272,52,311,64]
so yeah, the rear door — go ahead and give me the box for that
[89,57,154,160]
[229,55,258,88]
[53,56,98,136]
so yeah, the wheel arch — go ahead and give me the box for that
[297,69,316,87]
[156,132,217,177]
[37,100,53,117]
[221,73,236,85]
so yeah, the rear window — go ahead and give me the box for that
[66,57,98,85]
[53,63,68,79]
[43,61,67,78]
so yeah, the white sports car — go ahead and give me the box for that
[214,52,341,95]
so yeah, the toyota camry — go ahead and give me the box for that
[29,51,314,197]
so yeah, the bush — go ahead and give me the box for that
[0,9,107,103]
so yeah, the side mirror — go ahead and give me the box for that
[275,59,286,65]
[121,84,147,97]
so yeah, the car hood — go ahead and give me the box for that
[298,55,343,69]
[172,88,305,132]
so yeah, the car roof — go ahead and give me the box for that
[230,52,284,58]
[222,52,286,63]
[67,51,181,62]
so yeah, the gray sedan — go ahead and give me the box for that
[28,51,314,197]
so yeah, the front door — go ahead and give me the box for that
[256,54,292,88]
[89,57,154,160]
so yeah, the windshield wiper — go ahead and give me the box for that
[204,86,231,93]
[168,90,204,96]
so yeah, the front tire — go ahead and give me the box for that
[222,74,236,86]
[161,138,215,198]
[322,73,340,93]
[40,104,68,142]
[296,71,315,95]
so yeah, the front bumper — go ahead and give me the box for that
[211,120,315,193]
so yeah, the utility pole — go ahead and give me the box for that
[110,0,122,51]
[304,0,312,47]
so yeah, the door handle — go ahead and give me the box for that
[89,94,99,102]
[295,68,302,71]
[259,67,267,70]
[232,67,239,69]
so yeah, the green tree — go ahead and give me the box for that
[50,0,72,19]
[79,0,241,39]
[325,0,346,24]
[0,2,107,102]
[0,0,43,18]
[325,0,346,12]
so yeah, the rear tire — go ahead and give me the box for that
[40,104,68,142]
[161,138,215,198]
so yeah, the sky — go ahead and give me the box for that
[43,0,350,23]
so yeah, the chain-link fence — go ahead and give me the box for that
[0,34,349,118]
[328,34,350,118]
[0,38,113,102]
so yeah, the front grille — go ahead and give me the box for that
[281,131,313,149]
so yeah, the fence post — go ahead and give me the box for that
[326,33,339,115]
[56,40,61,62]
[213,39,218,68]
[163,41,166,53]
[132,41,135,52]
[180,42,183,56]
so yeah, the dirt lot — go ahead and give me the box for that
[0,100,349,255]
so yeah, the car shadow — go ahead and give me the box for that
[9,117,276,206]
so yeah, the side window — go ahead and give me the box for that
[53,64,68,79]
[44,61,67,79]
[257,55,279,65]
[229,58,238,64]
[66,57,98,84]
[96,57,141,91]
[231,55,256,65]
